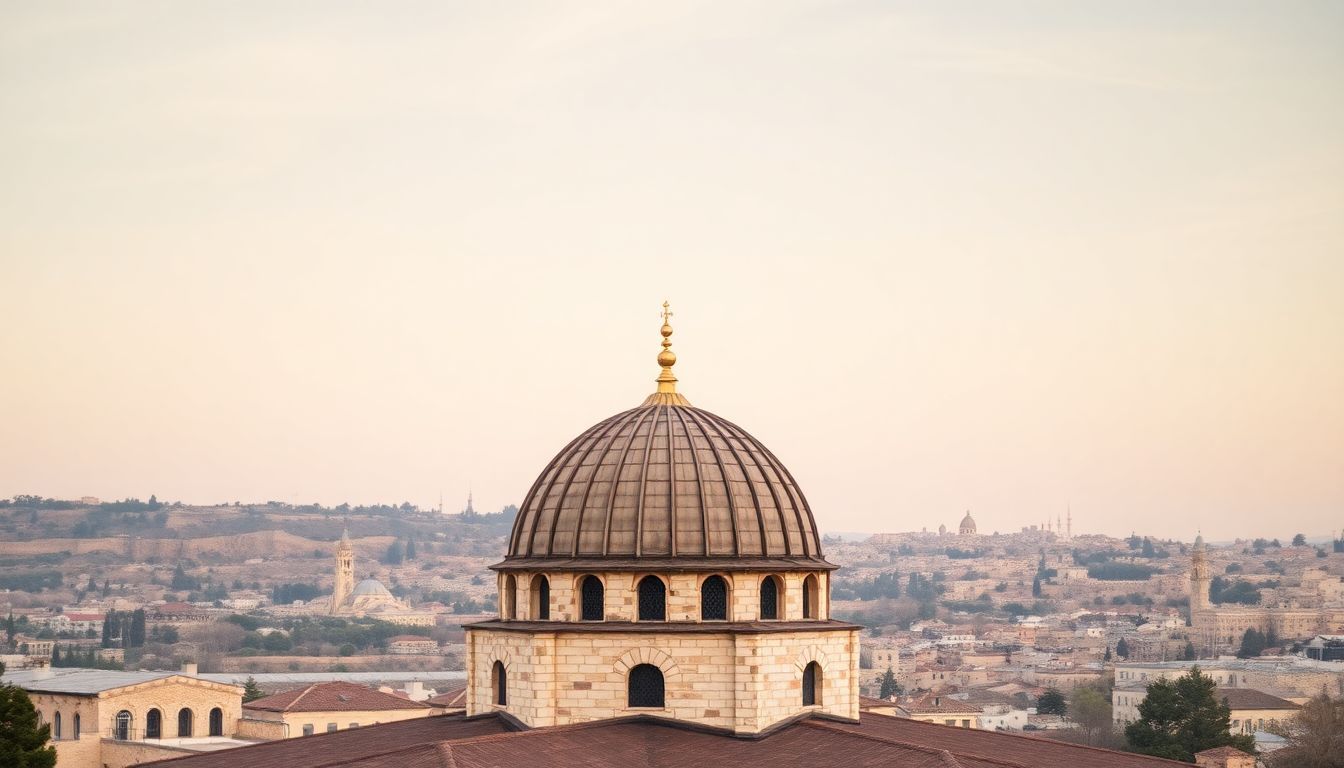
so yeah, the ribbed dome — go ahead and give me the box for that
[959,511,977,533]
[351,578,392,597]
[505,402,827,565]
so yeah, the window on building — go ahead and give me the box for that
[628,664,665,708]
[962,719,971,728]
[581,575,604,621]
[177,708,194,737]
[53,711,61,740]
[760,575,781,620]
[302,724,314,736]
[146,708,162,739]
[944,719,955,726]
[802,661,821,706]
[493,660,507,706]
[209,707,223,737]
[802,574,819,619]
[503,574,517,620]
[701,575,728,620]
[115,711,133,741]
[638,576,666,621]
[327,723,338,733]
[73,713,81,739]
[531,575,550,620]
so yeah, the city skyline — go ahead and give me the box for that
[2,3,1341,540]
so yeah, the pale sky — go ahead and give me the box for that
[2,2,1341,540]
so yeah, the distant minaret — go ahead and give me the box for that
[1190,534,1211,613]
[332,528,354,613]
[1057,514,1062,537]
[463,492,477,517]
[1067,507,1072,539]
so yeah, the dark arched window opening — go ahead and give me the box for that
[492,660,507,706]
[637,576,666,621]
[760,575,780,620]
[115,711,132,741]
[628,664,665,708]
[146,708,162,739]
[701,575,728,621]
[503,574,517,620]
[54,711,62,740]
[531,575,550,620]
[209,707,223,737]
[802,577,812,618]
[177,707,193,737]
[803,661,821,706]
[581,575,604,621]
[73,713,81,739]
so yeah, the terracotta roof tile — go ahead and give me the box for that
[244,681,432,713]
[1216,688,1301,711]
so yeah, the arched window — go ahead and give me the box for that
[146,708,162,739]
[627,664,665,708]
[177,707,193,737]
[701,575,728,621]
[802,574,819,619]
[803,661,822,706]
[73,713,81,739]
[502,574,517,620]
[580,575,604,621]
[115,711,133,741]
[530,575,550,620]
[209,707,224,737]
[492,660,507,706]
[54,711,62,740]
[760,575,781,620]
[637,576,666,621]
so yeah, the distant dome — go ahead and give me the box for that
[959,512,977,535]
[351,578,391,597]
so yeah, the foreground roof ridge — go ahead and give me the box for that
[834,717,1196,766]
[284,683,320,712]
[799,720,1031,768]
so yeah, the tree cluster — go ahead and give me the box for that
[1124,667,1255,761]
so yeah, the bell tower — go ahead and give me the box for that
[1189,534,1210,613]
[333,528,354,613]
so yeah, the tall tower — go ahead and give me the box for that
[1189,534,1210,613]
[332,528,354,613]
[1066,507,1072,539]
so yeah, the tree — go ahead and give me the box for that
[1124,667,1255,761]
[1037,688,1067,715]
[383,540,404,566]
[1115,638,1130,659]
[1032,576,1042,598]
[0,661,57,768]
[1265,693,1344,768]
[1070,686,1114,745]
[1103,646,1112,662]
[404,539,416,560]
[1142,538,1156,558]
[242,677,265,703]
[1292,533,1307,547]
[1181,640,1196,661]
[128,609,146,648]
[1238,628,1266,658]
[879,667,901,699]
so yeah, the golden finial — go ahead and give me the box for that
[642,301,690,407]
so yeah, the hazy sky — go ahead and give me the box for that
[2,2,1341,540]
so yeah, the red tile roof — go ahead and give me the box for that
[425,686,467,709]
[244,681,432,713]
[1215,688,1301,711]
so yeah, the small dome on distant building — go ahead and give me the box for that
[959,511,977,535]
[351,578,392,597]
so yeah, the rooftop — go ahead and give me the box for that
[1215,688,1301,711]
[1,667,238,695]
[245,681,432,713]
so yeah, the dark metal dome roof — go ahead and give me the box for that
[504,401,828,567]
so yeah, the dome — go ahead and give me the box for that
[351,578,392,597]
[503,306,829,569]
[959,511,976,533]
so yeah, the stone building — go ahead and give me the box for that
[238,681,433,739]
[464,306,857,733]
[317,529,435,626]
[1189,535,1344,650]
[4,664,246,768]
[958,511,977,535]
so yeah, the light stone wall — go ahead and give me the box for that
[467,625,857,734]
[27,676,242,768]
[503,569,830,623]
[241,705,433,736]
